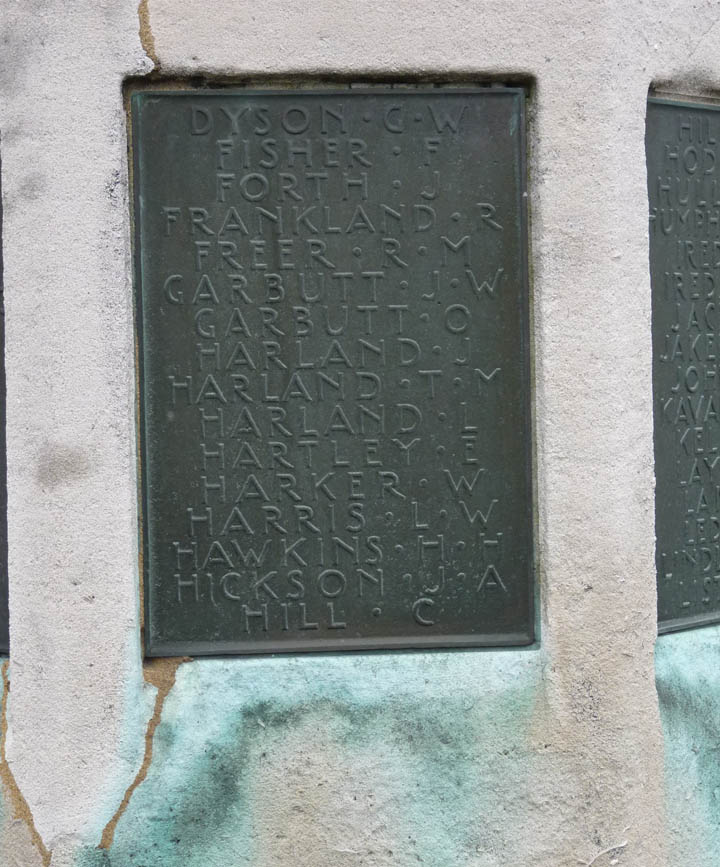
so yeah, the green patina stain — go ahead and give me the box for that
[656,624,720,866]
[74,650,545,867]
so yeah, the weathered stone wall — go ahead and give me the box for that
[0,1,718,865]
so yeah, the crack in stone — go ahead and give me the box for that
[98,656,190,851]
[0,662,51,867]
[138,0,160,68]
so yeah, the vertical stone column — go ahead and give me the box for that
[0,0,153,849]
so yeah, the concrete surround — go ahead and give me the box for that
[0,1,718,864]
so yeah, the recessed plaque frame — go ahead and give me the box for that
[132,86,534,656]
[648,96,720,634]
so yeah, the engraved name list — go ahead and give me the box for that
[133,88,533,655]
[649,98,720,631]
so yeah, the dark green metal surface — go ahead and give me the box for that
[648,97,720,633]
[133,88,533,655]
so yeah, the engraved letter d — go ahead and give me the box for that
[398,404,422,433]
[191,106,213,135]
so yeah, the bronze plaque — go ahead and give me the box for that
[648,98,720,632]
[133,88,533,655]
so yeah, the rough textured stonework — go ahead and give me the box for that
[0,664,45,867]
[0,1,718,865]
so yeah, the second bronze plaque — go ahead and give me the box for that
[648,97,720,633]
[133,87,533,655]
